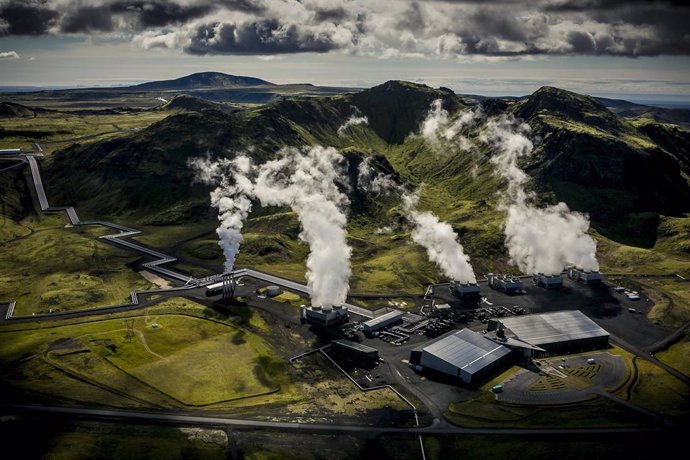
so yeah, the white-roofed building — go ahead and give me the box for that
[492,310,609,356]
[409,329,512,385]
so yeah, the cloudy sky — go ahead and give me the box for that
[1,0,689,101]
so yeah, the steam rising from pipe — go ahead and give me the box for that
[253,146,352,308]
[357,158,477,284]
[189,155,254,272]
[483,116,599,274]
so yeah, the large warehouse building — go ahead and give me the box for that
[409,329,512,385]
[490,310,609,356]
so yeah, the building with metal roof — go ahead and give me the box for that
[492,310,609,356]
[331,339,379,365]
[362,310,403,335]
[409,329,512,385]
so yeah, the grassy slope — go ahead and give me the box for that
[0,297,297,410]
[0,110,168,154]
[0,215,154,315]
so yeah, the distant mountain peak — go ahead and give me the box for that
[131,72,274,91]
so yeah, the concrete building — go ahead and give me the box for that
[488,273,524,294]
[491,310,609,356]
[449,281,481,299]
[362,310,403,336]
[331,339,379,365]
[302,305,349,326]
[533,273,564,289]
[409,329,513,385]
[568,268,603,286]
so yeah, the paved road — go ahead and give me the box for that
[1,404,665,436]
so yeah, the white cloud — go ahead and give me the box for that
[0,51,20,60]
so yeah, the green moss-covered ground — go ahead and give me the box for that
[0,215,154,315]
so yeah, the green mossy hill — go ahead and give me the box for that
[24,80,690,265]
[0,101,36,118]
[351,80,464,144]
[514,86,626,132]
[159,95,229,113]
[508,86,690,222]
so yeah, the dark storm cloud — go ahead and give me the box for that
[1,0,690,57]
[60,5,113,33]
[313,7,347,23]
[0,1,58,35]
[185,19,343,55]
[110,1,216,28]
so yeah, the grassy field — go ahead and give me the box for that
[445,392,646,429]
[632,358,690,416]
[0,297,298,409]
[656,332,690,376]
[0,110,169,154]
[0,419,228,460]
[288,353,409,419]
[0,215,154,315]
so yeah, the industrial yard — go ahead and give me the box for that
[2,70,690,458]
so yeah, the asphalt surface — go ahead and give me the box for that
[1,404,665,436]
[498,352,627,405]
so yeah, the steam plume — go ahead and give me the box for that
[419,99,477,150]
[357,159,476,284]
[357,156,402,196]
[403,193,477,284]
[483,116,599,274]
[253,146,352,307]
[337,109,369,136]
[189,155,254,272]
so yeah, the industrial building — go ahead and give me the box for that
[301,305,349,326]
[449,281,481,298]
[487,273,524,294]
[533,273,564,289]
[331,339,379,365]
[490,310,609,356]
[362,310,403,336]
[568,268,603,286]
[409,329,513,385]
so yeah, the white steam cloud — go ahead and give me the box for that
[337,110,369,136]
[403,193,477,284]
[357,159,476,284]
[189,155,255,272]
[357,156,402,196]
[253,146,352,308]
[419,99,477,151]
[483,116,599,275]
